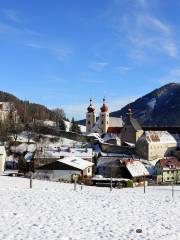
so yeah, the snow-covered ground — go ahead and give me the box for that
[0,176,180,240]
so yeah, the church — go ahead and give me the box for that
[85,98,123,136]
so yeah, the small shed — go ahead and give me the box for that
[35,157,94,181]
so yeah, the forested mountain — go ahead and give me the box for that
[0,91,66,123]
[110,83,180,126]
[79,83,180,126]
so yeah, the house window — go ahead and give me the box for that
[102,121,104,124]
[88,167,91,173]
[88,121,90,125]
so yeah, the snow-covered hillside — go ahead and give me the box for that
[65,120,86,133]
[0,176,180,240]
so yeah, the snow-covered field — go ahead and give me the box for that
[0,176,180,240]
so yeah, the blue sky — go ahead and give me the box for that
[0,0,180,119]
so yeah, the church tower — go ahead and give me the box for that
[99,98,109,134]
[86,98,96,133]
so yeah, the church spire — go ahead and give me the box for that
[100,97,108,112]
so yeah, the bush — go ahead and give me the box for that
[126,180,133,188]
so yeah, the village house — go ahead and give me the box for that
[96,156,149,183]
[136,131,177,160]
[0,145,6,172]
[155,157,180,183]
[35,157,94,181]
[121,109,143,144]
[34,146,93,168]
[120,159,149,183]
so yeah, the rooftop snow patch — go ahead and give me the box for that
[59,157,94,170]
[125,160,149,177]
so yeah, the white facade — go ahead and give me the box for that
[86,112,96,133]
[35,169,81,181]
[0,146,6,172]
[35,157,94,181]
[99,111,109,134]
[136,131,177,160]
[35,167,92,181]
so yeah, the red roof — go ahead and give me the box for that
[158,157,180,169]
[107,127,122,133]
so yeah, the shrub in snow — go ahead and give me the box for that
[126,180,133,188]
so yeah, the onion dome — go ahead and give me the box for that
[100,97,108,112]
[128,108,132,114]
[127,107,132,119]
[87,98,95,113]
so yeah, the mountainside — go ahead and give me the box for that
[0,91,65,123]
[110,83,180,126]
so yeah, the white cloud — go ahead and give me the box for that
[24,43,43,49]
[114,66,130,74]
[25,42,72,60]
[89,62,108,71]
[81,79,105,84]
[156,67,180,85]
[163,41,178,58]
[111,0,178,61]
[3,9,21,23]
[170,68,180,77]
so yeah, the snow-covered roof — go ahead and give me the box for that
[34,147,93,159]
[125,160,149,177]
[156,157,180,170]
[109,117,123,128]
[59,148,93,158]
[59,157,94,170]
[11,143,36,154]
[141,131,177,144]
[43,120,57,127]
[103,134,120,142]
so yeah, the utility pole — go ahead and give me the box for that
[110,164,113,192]
[30,172,33,189]
[143,174,146,194]
[73,175,78,191]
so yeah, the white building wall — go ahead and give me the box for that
[99,112,109,134]
[86,112,96,133]
[0,146,6,172]
[35,169,81,181]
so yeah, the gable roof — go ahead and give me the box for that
[109,117,123,128]
[125,160,149,177]
[157,157,180,170]
[140,131,177,144]
[59,157,94,170]
[36,161,79,171]
[37,157,94,171]
[128,118,142,131]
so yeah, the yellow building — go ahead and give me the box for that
[155,157,180,183]
[136,131,177,160]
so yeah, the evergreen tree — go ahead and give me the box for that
[58,118,66,131]
[69,117,81,134]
